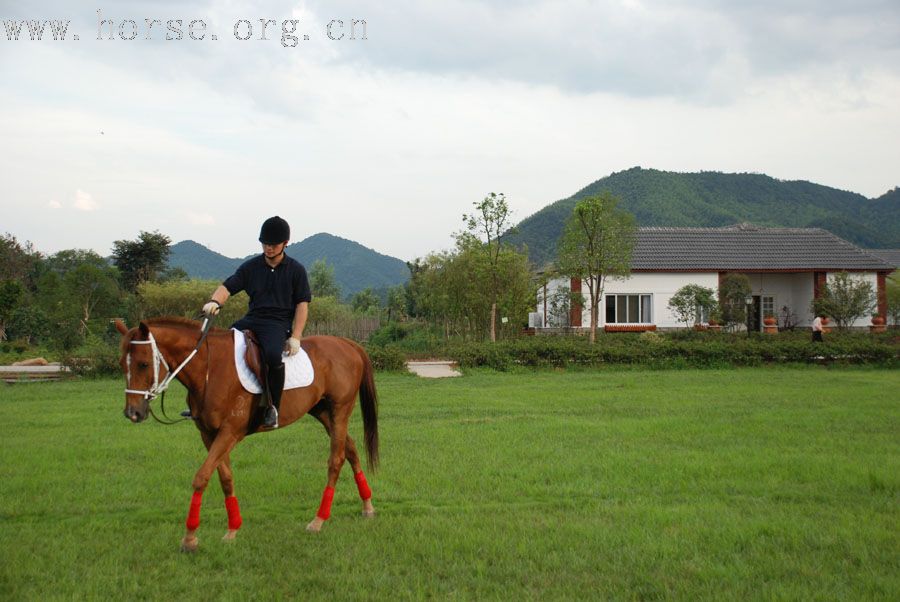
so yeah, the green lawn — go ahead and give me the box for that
[1,368,898,600]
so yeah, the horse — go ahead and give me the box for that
[114,317,379,552]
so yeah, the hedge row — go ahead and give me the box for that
[440,334,899,370]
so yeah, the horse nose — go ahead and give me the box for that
[124,407,141,422]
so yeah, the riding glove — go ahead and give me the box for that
[284,337,301,356]
[202,300,221,316]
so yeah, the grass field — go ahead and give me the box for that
[1,367,898,600]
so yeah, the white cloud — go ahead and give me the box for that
[48,199,62,209]
[73,189,99,211]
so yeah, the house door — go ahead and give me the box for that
[750,296,762,332]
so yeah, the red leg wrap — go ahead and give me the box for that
[225,496,242,530]
[354,471,372,501]
[186,490,203,531]
[317,486,335,520]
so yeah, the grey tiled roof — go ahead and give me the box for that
[864,249,900,269]
[632,224,895,271]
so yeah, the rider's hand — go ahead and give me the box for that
[202,300,221,316]
[284,337,301,356]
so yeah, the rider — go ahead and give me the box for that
[202,216,312,428]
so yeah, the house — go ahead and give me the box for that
[535,224,895,331]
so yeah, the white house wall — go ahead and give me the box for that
[538,271,880,329]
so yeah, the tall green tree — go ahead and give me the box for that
[385,285,407,322]
[0,233,42,287]
[309,258,342,299]
[0,280,24,341]
[351,288,381,315]
[462,192,515,342]
[408,239,533,340]
[112,230,172,292]
[811,271,876,330]
[555,192,636,343]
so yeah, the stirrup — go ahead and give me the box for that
[263,405,279,429]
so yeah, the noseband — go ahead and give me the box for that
[124,317,215,423]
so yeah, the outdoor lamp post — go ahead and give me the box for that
[744,294,753,338]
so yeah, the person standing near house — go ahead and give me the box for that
[811,314,825,343]
[202,216,312,428]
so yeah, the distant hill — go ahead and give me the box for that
[169,240,242,280]
[168,233,410,298]
[506,168,900,267]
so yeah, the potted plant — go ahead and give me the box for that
[871,314,886,333]
[763,314,777,326]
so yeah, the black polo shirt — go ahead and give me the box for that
[223,253,312,323]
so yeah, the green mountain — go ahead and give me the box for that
[168,233,410,298]
[507,168,900,267]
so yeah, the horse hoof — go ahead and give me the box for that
[222,530,238,542]
[306,517,324,533]
[180,536,199,553]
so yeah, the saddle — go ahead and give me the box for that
[241,330,268,405]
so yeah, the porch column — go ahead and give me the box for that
[542,283,548,327]
[570,277,582,327]
[813,272,827,300]
[877,271,888,318]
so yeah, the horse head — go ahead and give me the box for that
[115,319,168,423]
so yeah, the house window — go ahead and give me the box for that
[605,294,652,323]
[761,295,775,318]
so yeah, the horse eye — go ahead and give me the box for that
[138,362,149,369]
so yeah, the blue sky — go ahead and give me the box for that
[2,0,898,260]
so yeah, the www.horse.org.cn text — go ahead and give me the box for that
[2,10,368,47]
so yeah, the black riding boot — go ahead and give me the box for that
[263,363,285,428]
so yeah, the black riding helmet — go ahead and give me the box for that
[259,216,290,244]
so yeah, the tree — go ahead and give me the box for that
[555,192,636,343]
[46,250,122,332]
[112,230,172,291]
[309,259,342,299]
[718,273,751,331]
[0,280,24,341]
[406,241,533,340]
[811,271,876,330]
[351,288,381,315]
[461,192,515,342]
[0,233,42,291]
[667,284,718,328]
[385,285,407,322]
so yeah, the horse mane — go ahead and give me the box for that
[119,316,229,353]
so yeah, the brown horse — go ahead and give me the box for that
[115,317,379,552]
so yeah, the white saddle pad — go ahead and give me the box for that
[232,329,314,394]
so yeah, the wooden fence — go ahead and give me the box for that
[305,317,381,342]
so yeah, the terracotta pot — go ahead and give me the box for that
[763,317,777,326]
[872,316,885,326]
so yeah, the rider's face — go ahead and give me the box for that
[262,242,286,258]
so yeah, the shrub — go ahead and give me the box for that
[365,344,406,371]
[61,334,121,377]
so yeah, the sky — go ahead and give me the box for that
[2,0,899,262]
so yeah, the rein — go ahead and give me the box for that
[125,315,216,425]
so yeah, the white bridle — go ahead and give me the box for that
[124,322,205,400]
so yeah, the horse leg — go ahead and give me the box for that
[218,454,243,542]
[310,403,375,518]
[181,429,240,552]
[306,402,352,533]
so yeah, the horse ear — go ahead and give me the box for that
[139,321,149,337]
[114,319,128,335]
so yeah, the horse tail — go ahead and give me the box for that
[354,342,379,472]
